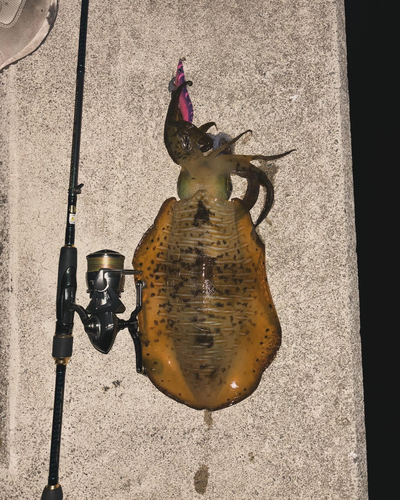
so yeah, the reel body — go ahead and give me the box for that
[71,249,143,366]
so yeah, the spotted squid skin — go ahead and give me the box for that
[133,190,281,411]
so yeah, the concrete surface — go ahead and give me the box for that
[0,0,367,498]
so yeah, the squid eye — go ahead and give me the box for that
[180,133,192,151]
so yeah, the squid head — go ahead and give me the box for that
[164,71,294,226]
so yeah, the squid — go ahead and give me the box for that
[133,61,293,410]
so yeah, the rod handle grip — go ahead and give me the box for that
[41,484,63,500]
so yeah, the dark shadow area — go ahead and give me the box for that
[344,1,393,498]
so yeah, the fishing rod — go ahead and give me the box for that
[42,1,143,498]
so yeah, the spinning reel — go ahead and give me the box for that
[53,247,143,367]
[72,249,143,368]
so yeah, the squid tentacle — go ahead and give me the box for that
[198,122,217,152]
[231,150,296,163]
[198,121,217,133]
[236,163,274,226]
[232,169,260,213]
[227,150,295,223]
[219,155,276,225]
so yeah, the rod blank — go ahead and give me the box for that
[42,1,90,498]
